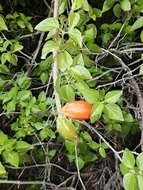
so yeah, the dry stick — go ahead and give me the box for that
[103,49,143,151]
[74,144,86,190]
[0,180,55,187]
[53,0,61,113]
[108,15,130,49]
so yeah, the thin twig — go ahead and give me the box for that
[75,143,86,190]
[53,0,61,112]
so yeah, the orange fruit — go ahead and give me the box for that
[62,100,92,120]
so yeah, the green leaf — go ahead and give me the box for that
[56,50,73,72]
[137,175,143,190]
[0,162,6,176]
[0,131,8,146]
[136,152,143,170]
[140,31,143,42]
[41,40,59,59]
[32,122,43,130]
[81,131,92,142]
[139,64,143,75]
[15,141,33,152]
[120,0,131,11]
[102,0,115,13]
[73,53,84,65]
[82,0,89,11]
[2,151,19,167]
[70,65,92,80]
[1,52,11,64]
[0,15,8,31]
[122,148,135,168]
[35,17,59,32]
[89,141,100,150]
[90,102,104,123]
[48,149,56,159]
[72,0,83,10]
[83,25,97,41]
[104,90,122,104]
[76,157,85,169]
[40,72,48,84]
[40,128,55,141]
[104,103,124,121]
[68,11,80,29]
[113,4,121,17]
[65,140,75,154]
[120,163,130,175]
[99,147,106,158]
[60,85,75,102]
[76,81,99,104]
[68,29,82,47]
[4,139,16,151]
[0,64,9,73]
[12,42,23,53]
[16,73,31,89]
[18,90,31,101]
[10,54,18,65]
[131,17,143,31]
[59,0,67,15]
[123,112,134,122]
[123,173,137,190]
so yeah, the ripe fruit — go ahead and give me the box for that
[62,100,92,120]
[57,115,78,141]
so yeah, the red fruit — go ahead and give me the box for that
[62,100,92,120]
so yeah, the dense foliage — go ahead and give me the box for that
[0,0,143,189]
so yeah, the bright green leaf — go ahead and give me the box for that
[140,31,143,42]
[65,140,75,154]
[41,40,59,59]
[40,128,55,141]
[81,131,92,142]
[68,11,80,29]
[123,173,137,190]
[120,0,131,11]
[113,4,121,17]
[136,152,143,170]
[0,162,6,175]
[131,17,143,31]
[0,15,8,31]
[76,157,85,169]
[56,50,73,72]
[70,65,92,80]
[35,17,59,32]
[90,102,104,123]
[102,0,115,13]
[0,131,8,146]
[68,28,82,47]
[137,175,143,190]
[2,151,19,167]
[15,141,33,152]
[73,53,84,65]
[122,148,135,168]
[60,85,75,102]
[40,72,48,84]
[104,103,124,121]
[104,90,122,104]
[120,163,130,175]
[139,65,143,75]
[99,147,106,158]
[72,0,83,10]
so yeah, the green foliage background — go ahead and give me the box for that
[0,0,143,189]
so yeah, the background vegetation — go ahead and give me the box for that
[0,0,143,189]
